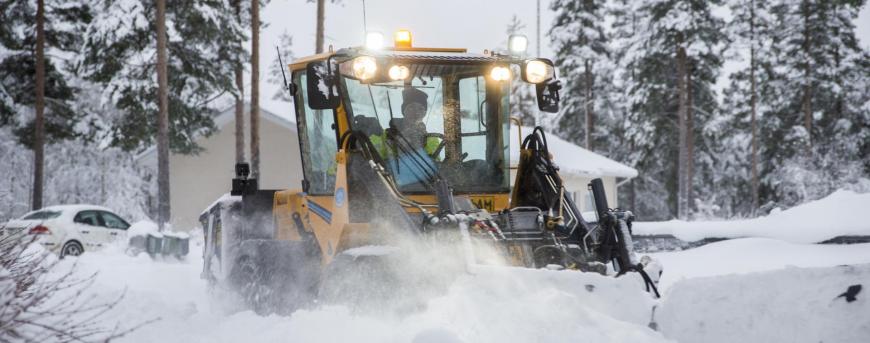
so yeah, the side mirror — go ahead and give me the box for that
[536,79,561,113]
[306,60,340,110]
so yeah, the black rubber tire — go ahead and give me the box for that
[228,240,320,315]
[60,241,84,258]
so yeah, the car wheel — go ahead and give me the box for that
[60,241,84,258]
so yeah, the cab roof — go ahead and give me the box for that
[289,47,511,71]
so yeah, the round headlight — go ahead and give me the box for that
[490,66,511,82]
[524,60,554,84]
[388,65,410,80]
[352,56,378,80]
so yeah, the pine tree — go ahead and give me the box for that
[606,0,724,219]
[760,0,869,208]
[78,0,245,154]
[549,0,611,151]
[251,0,261,179]
[155,0,170,228]
[715,0,777,216]
[0,0,94,210]
[232,0,247,165]
[33,0,46,210]
[0,0,91,147]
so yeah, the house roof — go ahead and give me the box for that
[134,104,296,163]
[509,126,638,179]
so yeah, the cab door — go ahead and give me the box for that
[72,210,110,249]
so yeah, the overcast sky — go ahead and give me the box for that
[256,0,870,117]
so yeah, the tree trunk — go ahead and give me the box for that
[315,0,325,53]
[801,0,812,147]
[676,37,689,220]
[750,0,759,213]
[233,0,245,164]
[250,0,261,179]
[584,59,594,151]
[686,60,694,217]
[156,0,171,229]
[32,0,45,210]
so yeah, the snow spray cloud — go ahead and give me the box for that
[315,218,510,317]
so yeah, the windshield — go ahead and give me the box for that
[342,63,511,193]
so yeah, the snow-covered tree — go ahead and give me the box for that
[549,0,613,151]
[0,0,92,146]
[606,0,725,220]
[759,0,869,208]
[78,0,245,154]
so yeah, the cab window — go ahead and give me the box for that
[293,71,338,195]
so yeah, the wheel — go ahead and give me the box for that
[227,240,320,315]
[60,241,84,258]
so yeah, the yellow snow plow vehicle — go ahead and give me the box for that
[200,31,659,314]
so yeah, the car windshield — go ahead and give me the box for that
[21,210,62,220]
[342,63,511,193]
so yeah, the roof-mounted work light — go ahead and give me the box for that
[508,34,528,55]
[394,30,412,49]
[365,32,384,50]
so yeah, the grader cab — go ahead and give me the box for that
[200,31,658,314]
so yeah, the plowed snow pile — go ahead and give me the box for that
[52,242,669,343]
[657,264,870,343]
[634,190,870,243]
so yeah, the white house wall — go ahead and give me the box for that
[169,117,302,230]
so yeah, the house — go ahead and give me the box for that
[509,126,638,217]
[136,105,303,230]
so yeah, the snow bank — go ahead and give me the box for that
[649,238,870,291]
[657,263,870,343]
[634,190,870,243]
[50,240,669,343]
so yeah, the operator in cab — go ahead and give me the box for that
[390,86,440,156]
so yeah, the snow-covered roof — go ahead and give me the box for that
[134,104,296,163]
[509,126,638,179]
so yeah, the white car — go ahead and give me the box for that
[1,205,131,257]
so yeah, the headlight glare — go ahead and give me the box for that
[490,66,511,81]
[524,60,554,84]
[352,56,378,80]
[388,65,410,80]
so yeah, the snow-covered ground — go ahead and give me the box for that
[53,240,670,342]
[634,190,870,243]
[46,220,870,342]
